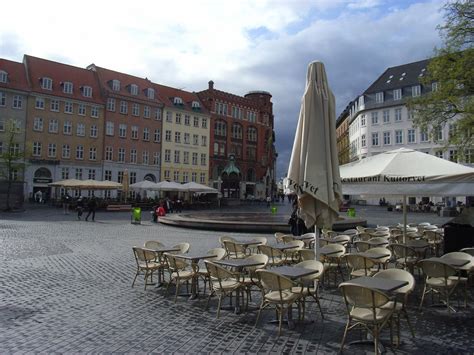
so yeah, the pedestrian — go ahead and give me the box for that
[85,196,98,222]
[35,190,43,203]
[266,195,271,207]
[62,192,71,214]
[76,196,84,220]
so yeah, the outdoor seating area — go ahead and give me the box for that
[130,222,474,353]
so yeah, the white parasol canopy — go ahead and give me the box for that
[130,180,160,190]
[182,182,218,193]
[154,181,187,191]
[285,61,342,230]
[49,179,122,190]
[340,148,474,196]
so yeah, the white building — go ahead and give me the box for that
[346,59,473,206]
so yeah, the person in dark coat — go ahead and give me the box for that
[76,196,84,220]
[85,196,98,222]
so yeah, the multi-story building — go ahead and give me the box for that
[0,59,29,207]
[197,81,276,201]
[154,84,210,185]
[336,103,351,165]
[23,55,105,199]
[87,65,163,196]
[345,59,472,205]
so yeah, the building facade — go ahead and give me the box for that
[197,81,277,201]
[336,103,351,166]
[23,55,105,199]
[154,83,210,185]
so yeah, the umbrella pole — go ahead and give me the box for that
[403,195,407,243]
[314,227,320,261]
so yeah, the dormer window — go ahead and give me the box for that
[412,85,421,97]
[41,77,53,90]
[62,81,73,94]
[375,92,384,104]
[192,101,200,110]
[393,88,402,101]
[174,97,183,105]
[82,86,92,97]
[0,70,7,83]
[130,84,138,95]
[146,88,155,100]
[112,80,120,91]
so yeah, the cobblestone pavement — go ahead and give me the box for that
[0,204,472,354]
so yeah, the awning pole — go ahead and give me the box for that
[315,227,320,261]
[403,195,407,243]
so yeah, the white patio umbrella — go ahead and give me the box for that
[340,147,474,239]
[130,180,160,190]
[154,181,187,191]
[285,61,342,259]
[182,182,218,193]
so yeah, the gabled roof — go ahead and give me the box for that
[364,59,429,94]
[153,83,209,114]
[0,58,29,91]
[24,55,102,104]
[88,65,164,106]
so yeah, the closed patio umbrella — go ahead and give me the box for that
[285,61,342,259]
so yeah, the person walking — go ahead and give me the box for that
[85,196,97,222]
[62,193,71,214]
[76,196,84,220]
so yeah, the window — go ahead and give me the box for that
[118,148,125,162]
[119,101,128,114]
[75,168,83,180]
[371,112,378,125]
[143,106,150,118]
[395,130,403,144]
[50,99,59,112]
[131,125,138,139]
[200,173,206,184]
[164,170,170,180]
[147,88,154,100]
[164,149,171,162]
[407,129,415,143]
[361,134,366,147]
[383,131,391,145]
[184,133,190,144]
[104,170,112,181]
[107,98,116,111]
[130,149,137,163]
[395,108,402,122]
[76,145,84,160]
[117,171,124,183]
[375,92,384,103]
[105,146,113,161]
[191,172,197,182]
[408,110,415,120]
[35,97,45,109]
[48,143,56,158]
[63,121,72,135]
[82,86,92,97]
[76,123,85,136]
[372,132,379,146]
[33,117,44,131]
[202,118,207,128]
[449,124,457,139]
[119,124,127,138]
[91,106,99,118]
[184,115,190,125]
[165,130,172,142]
[383,110,390,123]
[200,153,206,166]
[112,80,120,91]
[63,82,73,94]
[175,113,181,124]
[130,84,138,95]
[106,121,114,136]
[64,101,73,114]
[201,136,207,146]
[49,119,58,133]
[175,132,181,143]
[434,126,443,141]
[193,134,199,145]
[431,82,438,92]
[173,171,180,182]
[155,108,162,120]
[78,103,86,115]
[12,95,22,109]
[88,169,96,180]
[194,116,199,127]
[361,114,366,127]
[174,150,180,163]
[143,127,150,141]
[449,150,457,162]
[420,129,428,142]
[247,127,257,142]
[183,151,189,164]
[90,125,98,138]
[166,111,172,122]
[142,151,149,165]
[232,106,243,119]
[89,147,97,160]
[213,143,219,155]
[216,102,227,115]
[182,172,189,183]
[61,167,69,179]
[41,77,53,90]
[62,144,70,158]
[393,89,402,100]
[192,152,198,165]
[0,70,7,83]
[153,152,160,165]
[154,129,161,142]
[232,124,242,139]
[0,92,5,106]
[435,150,444,159]
[132,103,139,116]
[412,85,421,97]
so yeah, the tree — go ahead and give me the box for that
[408,0,474,155]
[0,119,26,211]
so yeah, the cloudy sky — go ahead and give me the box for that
[0,0,445,178]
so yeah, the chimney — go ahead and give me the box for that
[208,80,214,90]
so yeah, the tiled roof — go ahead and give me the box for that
[364,59,429,94]
[0,58,29,91]
[24,55,103,104]
[153,83,209,114]
[89,65,164,106]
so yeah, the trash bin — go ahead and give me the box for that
[347,208,356,217]
[131,207,142,225]
[271,206,278,214]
